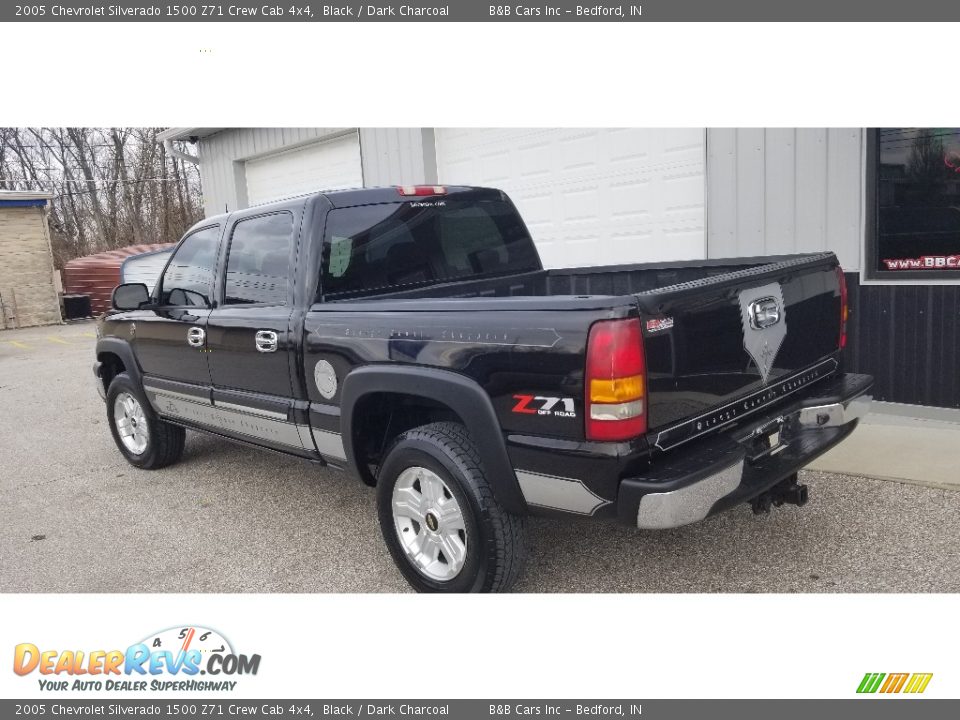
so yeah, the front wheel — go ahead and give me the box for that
[376,422,528,593]
[106,373,185,470]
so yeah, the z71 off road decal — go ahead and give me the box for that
[512,395,577,418]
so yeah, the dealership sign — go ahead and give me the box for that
[883,254,960,270]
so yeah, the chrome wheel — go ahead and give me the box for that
[391,466,468,582]
[113,391,149,455]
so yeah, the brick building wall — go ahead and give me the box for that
[0,200,62,328]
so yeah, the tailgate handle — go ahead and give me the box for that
[748,297,782,329]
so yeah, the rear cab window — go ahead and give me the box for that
[319,197,540,299]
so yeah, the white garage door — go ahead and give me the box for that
[122,249,173,293]
[435,128,705,268]
[245,133,363,206]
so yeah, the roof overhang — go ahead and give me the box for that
[0,190,53,207]
[157,128,223,143]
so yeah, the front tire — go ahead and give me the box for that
[106,373,185,470]
[376,422,528,593]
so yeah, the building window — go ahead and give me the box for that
[868,128,960,279]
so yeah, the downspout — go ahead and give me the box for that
[163,138,200,165]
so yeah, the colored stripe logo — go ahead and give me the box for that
[857,672,933,694]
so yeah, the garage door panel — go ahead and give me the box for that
[661,227,707,256]
[436,128,706,268]
[561,187,600,222]
[610,179,653,219]
[658,128,707,156]
[245,133,362,206]
[438,157,473,184]
[663,172,706,213]
[560,133,600,170]
[536,217,704,266]
[607,232,656,264]
[480,151,512,184]
[549,236,600,268]
[519,142,552,178]
[509,186,553,212]
[607,129,652,163]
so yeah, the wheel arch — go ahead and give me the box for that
[95,337,143,394]
[339,365,527,515]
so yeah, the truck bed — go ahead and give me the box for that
[315,252,843,442]
[345,254,786,302]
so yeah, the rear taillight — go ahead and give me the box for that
[585,318,647,441]
[397,185,447,196]
[836,266,849,349]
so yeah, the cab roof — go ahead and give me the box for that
[191,185,507,235]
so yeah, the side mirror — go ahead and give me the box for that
[112,283,150,311]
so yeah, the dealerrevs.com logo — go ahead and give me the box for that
[13,626,261,692]
[857,672,933,694]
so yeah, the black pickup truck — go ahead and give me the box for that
[94,185,872,592]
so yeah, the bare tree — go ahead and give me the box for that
[0,127,204,268]
[907,132,948,205]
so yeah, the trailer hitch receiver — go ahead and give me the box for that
[750,473,809,514]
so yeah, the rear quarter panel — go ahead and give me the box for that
[301,304,624,440]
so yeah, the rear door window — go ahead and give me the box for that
[223,212,295,305]
[320,198,539,298]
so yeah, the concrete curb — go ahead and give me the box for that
[808,402,960,490]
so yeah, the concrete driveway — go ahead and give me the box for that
[2,321,960,593]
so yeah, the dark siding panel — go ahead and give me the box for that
[845,272,960,408]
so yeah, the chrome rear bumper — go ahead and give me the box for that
[631,382,872,530]
[636,458,744,530]
[797,394,872,429]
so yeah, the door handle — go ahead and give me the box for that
[187,326,206,347]
[255,330,279,353]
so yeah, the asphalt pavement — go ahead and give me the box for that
[2,321,959,593]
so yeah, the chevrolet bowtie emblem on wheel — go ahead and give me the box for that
[739,283,787,384]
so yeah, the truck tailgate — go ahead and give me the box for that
[635,252,844,450]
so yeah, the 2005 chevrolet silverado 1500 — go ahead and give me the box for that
[93,185,872,592]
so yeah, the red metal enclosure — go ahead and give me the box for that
[63,244,174,315]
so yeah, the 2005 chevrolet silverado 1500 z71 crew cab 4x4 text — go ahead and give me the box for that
[93,185,872,592]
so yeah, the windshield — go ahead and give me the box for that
[320,198,540,299]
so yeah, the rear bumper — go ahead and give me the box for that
[617,372,873,529]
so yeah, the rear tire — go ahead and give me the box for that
[106,373,185,470]
[376,422,528,593]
